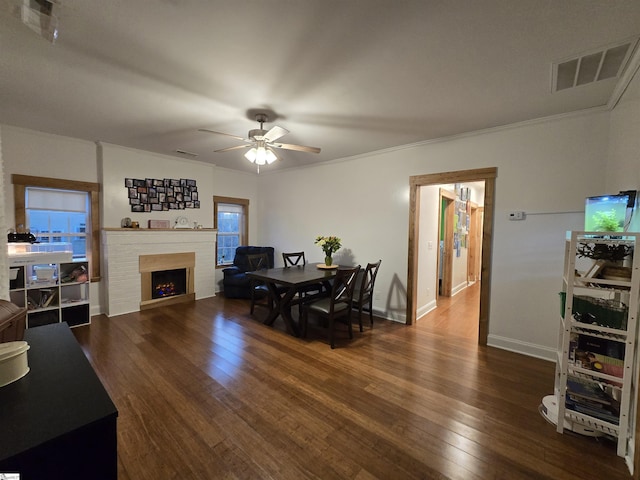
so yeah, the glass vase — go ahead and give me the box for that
[325,255,333,266]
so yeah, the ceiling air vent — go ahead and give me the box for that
[552,38,638,92]
[20,0,61,43]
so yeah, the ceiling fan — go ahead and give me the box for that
[199,113,321,171]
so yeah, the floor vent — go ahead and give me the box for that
[552,38,638,92]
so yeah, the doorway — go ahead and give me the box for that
[407,167,497,346]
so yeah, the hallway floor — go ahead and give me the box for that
[421,281,481,339]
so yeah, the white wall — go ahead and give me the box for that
[100,142,215,229]
[257,111,611,358]
[2,126,99,230]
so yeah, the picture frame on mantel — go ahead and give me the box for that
[148,219,171,229]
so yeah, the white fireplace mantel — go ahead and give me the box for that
[101,228,217,317]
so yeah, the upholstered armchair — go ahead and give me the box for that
[222,246,275,299]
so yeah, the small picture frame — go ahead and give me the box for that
[149,220,171,228]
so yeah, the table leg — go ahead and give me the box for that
[263,283,299,337]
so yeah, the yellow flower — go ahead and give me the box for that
[315,235,342,256]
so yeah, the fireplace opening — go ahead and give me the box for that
[140,252,195,310]
[151,268,187,299]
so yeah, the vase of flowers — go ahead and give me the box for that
[315,235,342,266]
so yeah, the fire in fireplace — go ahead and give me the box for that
[151,268,187,299]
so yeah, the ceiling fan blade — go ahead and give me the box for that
[263,125,289,143]
[198,128,245,141]
[214,144,251,153]
[271,143,321,154]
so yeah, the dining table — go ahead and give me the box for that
[246,264,338,337]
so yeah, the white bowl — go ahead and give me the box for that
[0,341,30,388]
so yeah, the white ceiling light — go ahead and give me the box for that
[244,142,278,165]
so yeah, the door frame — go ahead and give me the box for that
[467,202,482,284]
[438,189,456,297]
[407,167,497,345]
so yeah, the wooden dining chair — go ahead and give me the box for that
[352,260,381,331]
[282,251,324,313]
[247,253,271,314]
[300,265,361,349]
[282,251,306,267]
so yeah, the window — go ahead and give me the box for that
[26,188,89,260]
[214,196,248,267]
[13,175,101,280]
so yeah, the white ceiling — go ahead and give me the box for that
[1,1,639,174]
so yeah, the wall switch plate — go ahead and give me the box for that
[508,211,526,220]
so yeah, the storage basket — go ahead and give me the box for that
[572,295,628,329]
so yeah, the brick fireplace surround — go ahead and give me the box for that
[101,229,217,317]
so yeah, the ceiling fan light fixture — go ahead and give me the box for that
[244,145,277,165]
[201,110,318,172]
[244,147,257,163]
[265,148,278,164]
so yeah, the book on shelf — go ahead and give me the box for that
[567,377,612,406]
[565,398,620,425]
[42,289,57,308]
[566,375,621,420]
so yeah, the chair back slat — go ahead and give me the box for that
[247,253,269,271]
[359,260,382,298]
[282,251,306,267]
[330,266,361,313]
[352,260,381,331]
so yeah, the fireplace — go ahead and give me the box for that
[139,252,195,310]
[102,229,216,317]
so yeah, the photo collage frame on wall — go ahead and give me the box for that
[125,177,200,213]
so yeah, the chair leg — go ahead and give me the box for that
[329,317,335,349]
[300,309,308,338]
[368,298,374,326]
[298,290,304,319]
[347,312,353,339]
[358,304,364,332]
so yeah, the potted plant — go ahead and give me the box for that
[315,235,342,266]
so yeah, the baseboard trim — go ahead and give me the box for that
[417,300,437,320]
[487,334,556,362]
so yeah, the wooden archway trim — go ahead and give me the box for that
[407,167,497,345]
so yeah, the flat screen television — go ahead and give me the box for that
[584,193,631,232]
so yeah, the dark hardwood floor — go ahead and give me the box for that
[72,284,631,479]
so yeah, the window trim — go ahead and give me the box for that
[213,195,249,268]
[13,174,101,281]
